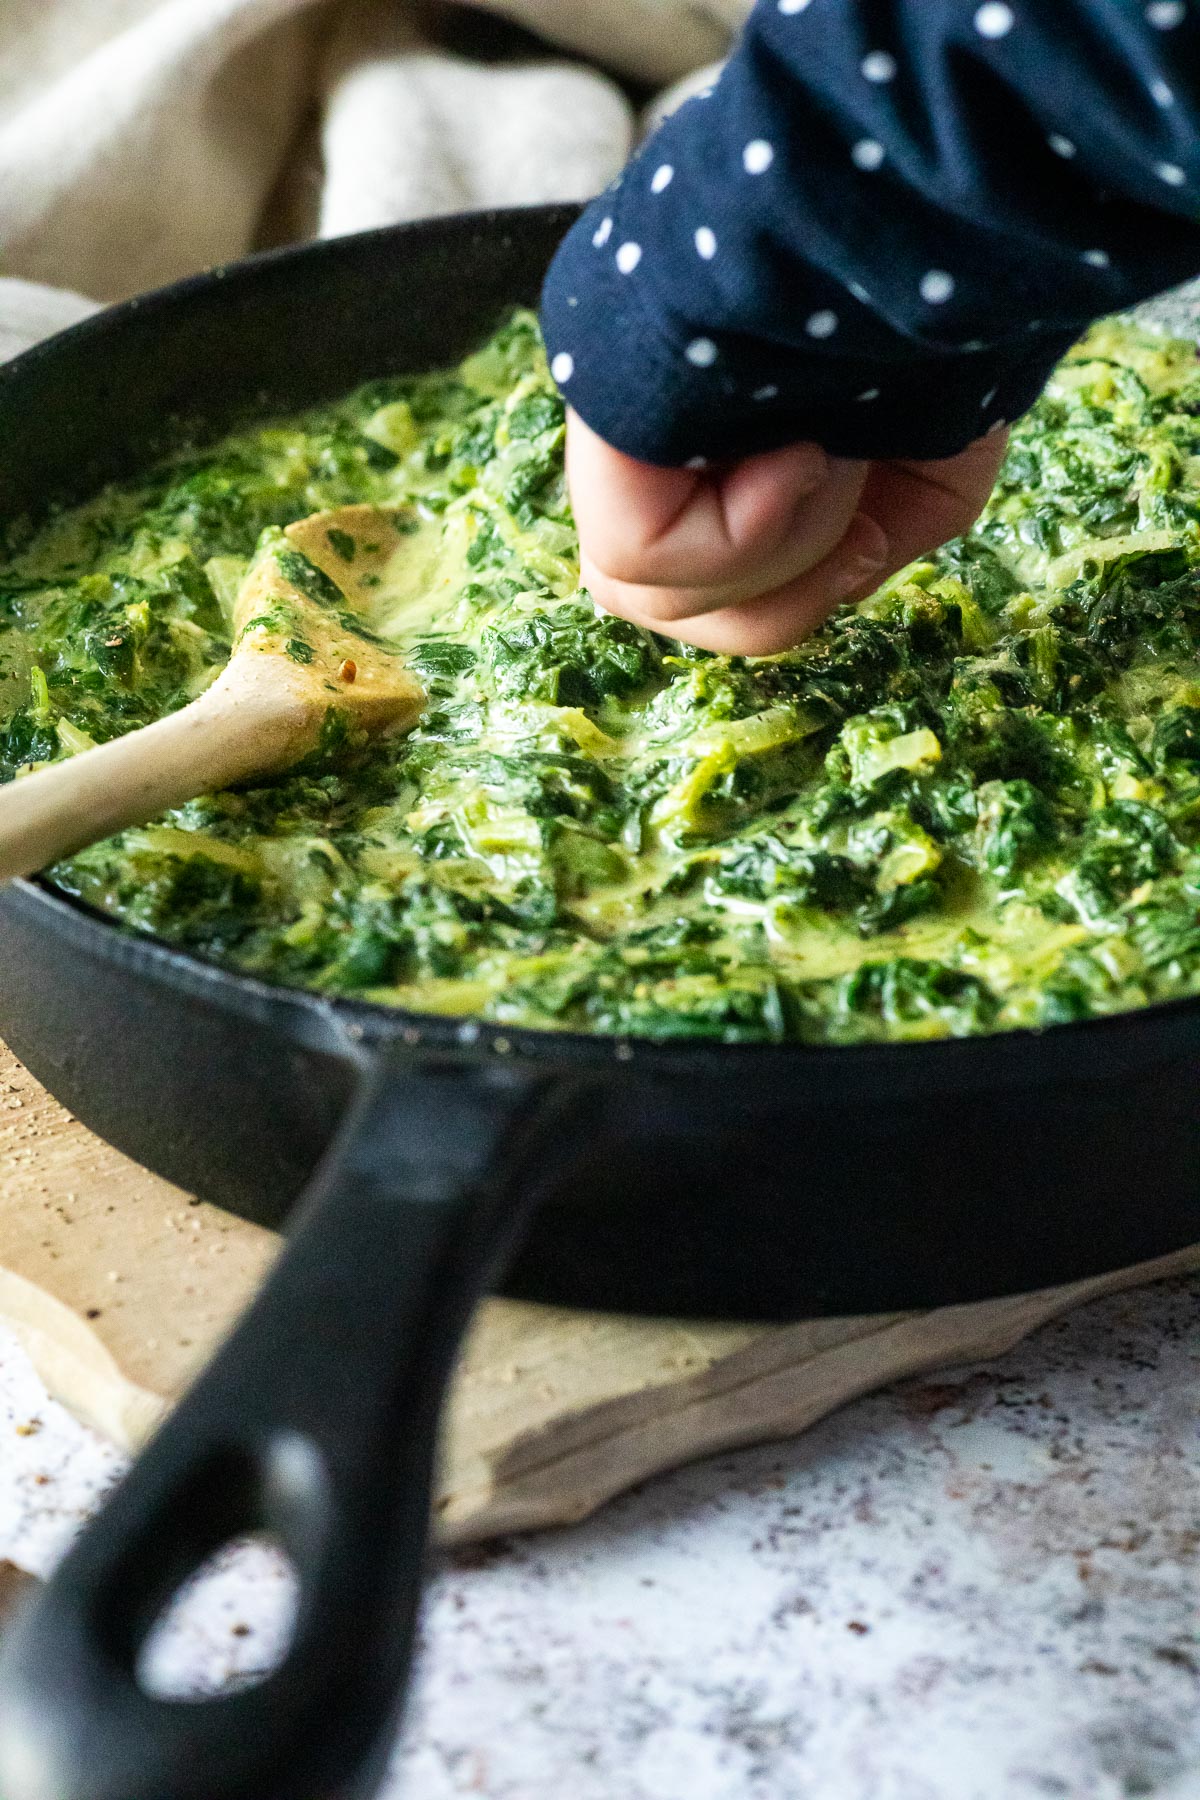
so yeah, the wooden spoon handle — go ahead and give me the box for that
[0,668,314,883]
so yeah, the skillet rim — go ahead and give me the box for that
[4,207,1200,1090]
[0,204,586,404]
[14,870,1200,1095]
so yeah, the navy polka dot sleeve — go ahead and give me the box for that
[540,0,1200,467]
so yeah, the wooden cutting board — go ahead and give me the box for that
[0,1040,1195,1544]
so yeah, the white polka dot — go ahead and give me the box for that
[1048,134,1076,159]
[697,88,714,99]
[855,387,881,402]
[592,216,613,248]
[848,280,871,303]
[615,241,642,273]
[920,269,955,304]
[1152,78,1176,106]
[550,352,574,383]
[685,337,718,367]
[1082,248,1111,267]
[753,384,779,401]
[851,138,886,170]
[981,385,998,409]
[1157,161,1187,185]
[1147,0,1186,25]
[974,2,1015,37]
[651,164,674,193]
[743,139,775,175]
[694,227,718,260]
[778,0,812,11]
[685,455,709,470]
[988,416,1008,434]
[567,295,578,307]
[806,309,839,338]
[961,339,988,351]
[862,51,897,82]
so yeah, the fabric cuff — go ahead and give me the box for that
[541,205,1077,468]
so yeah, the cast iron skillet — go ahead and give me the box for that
[0,207,1197,1800]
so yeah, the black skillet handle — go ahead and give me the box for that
[0,1049,576,1800]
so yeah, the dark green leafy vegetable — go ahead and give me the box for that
[484,601,659,707]
[273,549,344,609]
[10,310,1200,1044]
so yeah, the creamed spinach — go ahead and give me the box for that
[5,311,1200,1045]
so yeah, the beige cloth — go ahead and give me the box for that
[468,0,746,83]
[0,0,752,357]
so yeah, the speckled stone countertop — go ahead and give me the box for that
[2,1273,1199,1799]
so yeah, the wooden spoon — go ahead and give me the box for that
[0,505,426,882]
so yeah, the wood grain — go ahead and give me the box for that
[0,1042,1194,1543]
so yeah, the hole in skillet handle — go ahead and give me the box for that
[0,1047,592,1800]
[136,1522,300,1702]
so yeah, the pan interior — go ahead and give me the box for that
[6,252,1200,1053]
[1,218,1200,1316]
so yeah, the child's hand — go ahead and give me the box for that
[567,409,1009,656]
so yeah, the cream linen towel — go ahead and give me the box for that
[315,3,634,239]
[0,0,754,348]
[450,0,748,83]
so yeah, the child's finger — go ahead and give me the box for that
[860,432,1009,572]
[586,512,890,658]
[621,433,1005,655]
[567,409,862,591]
[579,457,868,621]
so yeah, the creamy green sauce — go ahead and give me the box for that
[5,310,1200,1044]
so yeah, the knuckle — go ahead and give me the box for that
[595,543,663,585]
